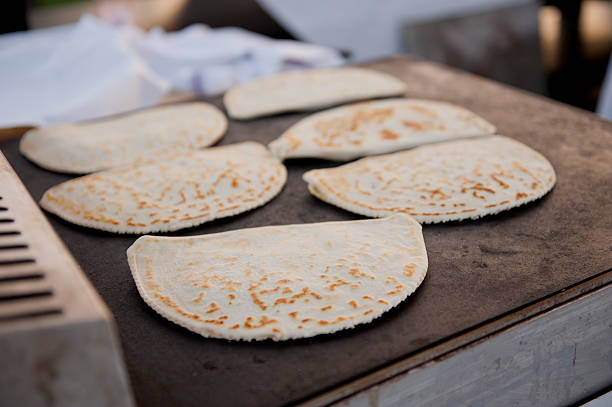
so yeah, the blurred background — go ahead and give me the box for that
[2,0,612,113]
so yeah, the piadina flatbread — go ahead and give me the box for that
[303,136,556,223]
[40,142,286,233]
[20,102,227,174]
[269,98,495,161]
[127,214,427,341]
[223,67,406,120]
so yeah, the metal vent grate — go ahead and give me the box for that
[0,195,62,322]
[0,151,134,406]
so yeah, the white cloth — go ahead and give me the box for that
[0,16,167,127]
[0,15,343,127]
[137,25,343,95]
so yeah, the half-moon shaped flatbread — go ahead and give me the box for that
[269,98,495,161]
[127,214,427,341]
[223,67,406,120]
[20,102,227,174]
[304,136,556,223]
[40,142,286,233]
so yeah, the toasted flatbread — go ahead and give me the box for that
[127,215,427,341]
[223,67,406,120]
[304,136,556,223]
[20,102,227,174]
[40,142,286,233]
[269,98,495,161]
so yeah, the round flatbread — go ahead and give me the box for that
[304,136,556,223]
[20,102,227,174]
[223,67,406,120]
[40,142,286,233]
[127,215,427,341]
[269,98,495,161]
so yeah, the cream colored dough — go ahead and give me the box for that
[269,98,495,161]
[127,215,427,341]
[223,67,406,120]
[20,102,227,174]
[40,142,286,233]
[304,136,556,223]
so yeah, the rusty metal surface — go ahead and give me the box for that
[1,56,611,407]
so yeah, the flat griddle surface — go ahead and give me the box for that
[2,56,611,407]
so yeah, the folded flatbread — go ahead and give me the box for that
[127,214,427,341]
[20,102,227,174]
[304,136,556,223]
[269,98,495,161]
[40,142,286,233]
[223,67,406,120]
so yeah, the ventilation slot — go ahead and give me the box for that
[0,273,44,282]
[0,258,35,266]
[0,308,63,322]
[0,290,53,302]
[0,244,28,250]
[0,277,59,323]
[0,199,61,324]
[0,231,21,236]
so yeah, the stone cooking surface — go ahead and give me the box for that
[1,56,611,407]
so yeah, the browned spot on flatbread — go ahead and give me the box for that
[273,298,290,306]
[318,316,347,326]
[380,129,399,140]
[407,104,437,118]
[386,285,404,295]
[206,302,220,314]
[126,218,147,227]
[144,259,161,291]
[403,264,415,277]
[422,188,450,200]
[154,292,204,322]
[328,278,350,291]
[490,173,510,189]
[462,183,495,194]
[313,108,394,147]
[310,291,323,300]
[402,120,425,131]
[244,315,277,329]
